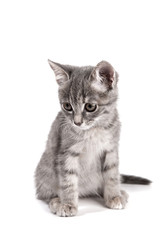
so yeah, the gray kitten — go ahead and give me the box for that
[35,60,151,217]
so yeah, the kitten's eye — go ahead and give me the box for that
[85,103,97,112]
[62,102,73,111]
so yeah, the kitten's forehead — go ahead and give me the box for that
[69,67,93,104]
[59,65,113,106]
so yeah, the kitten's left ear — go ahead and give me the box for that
[90,61,118,92]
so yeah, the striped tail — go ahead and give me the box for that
[121,174,152,185]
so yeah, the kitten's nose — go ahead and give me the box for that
[74,115,83,126]
[74,121,82,126]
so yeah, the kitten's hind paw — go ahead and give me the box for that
[49,198,78,217]
[49,197,60,214]
[105,190,128,210]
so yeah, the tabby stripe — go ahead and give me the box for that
[59,151,80,157]
[104,123,114,130]
[69,151,80,157]
[99,101,113,106]
[109,177,119,183]
[103,163,118,172]
[63,169,78,176]
[61,183,76,191]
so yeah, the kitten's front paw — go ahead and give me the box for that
[57,204,78,217]
[49,198,77,217]
[105,190,128,210]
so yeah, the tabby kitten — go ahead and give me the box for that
[35,60,151,217]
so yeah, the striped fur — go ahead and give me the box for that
[35,60,151,217]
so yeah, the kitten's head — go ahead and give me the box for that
[48,60,119,130]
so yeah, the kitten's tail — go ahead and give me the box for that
[121,174,152,185]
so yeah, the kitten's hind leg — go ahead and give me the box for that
[49,198,78,217]
[102,150,129,210]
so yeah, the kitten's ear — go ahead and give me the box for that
[90,61,117,92]
[48,59,69,86]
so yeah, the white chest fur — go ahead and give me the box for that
[83,127,112,153]
[70,127,113,196]
[71,127,113,155]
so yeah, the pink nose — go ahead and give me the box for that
[74,121,82,126]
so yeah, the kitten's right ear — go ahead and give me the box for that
[48,59,69,86]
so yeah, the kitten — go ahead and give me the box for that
[35,60,151,217]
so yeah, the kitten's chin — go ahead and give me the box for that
[72,122,94,131]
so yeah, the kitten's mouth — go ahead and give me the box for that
[72,122,93,130]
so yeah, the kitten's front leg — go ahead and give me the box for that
[102,150,128,209]
[49,153,79,217]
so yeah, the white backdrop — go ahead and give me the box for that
[0,0,168,239]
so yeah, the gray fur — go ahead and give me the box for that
[35,60,150,217]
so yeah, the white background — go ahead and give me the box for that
[0,0,168,239]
